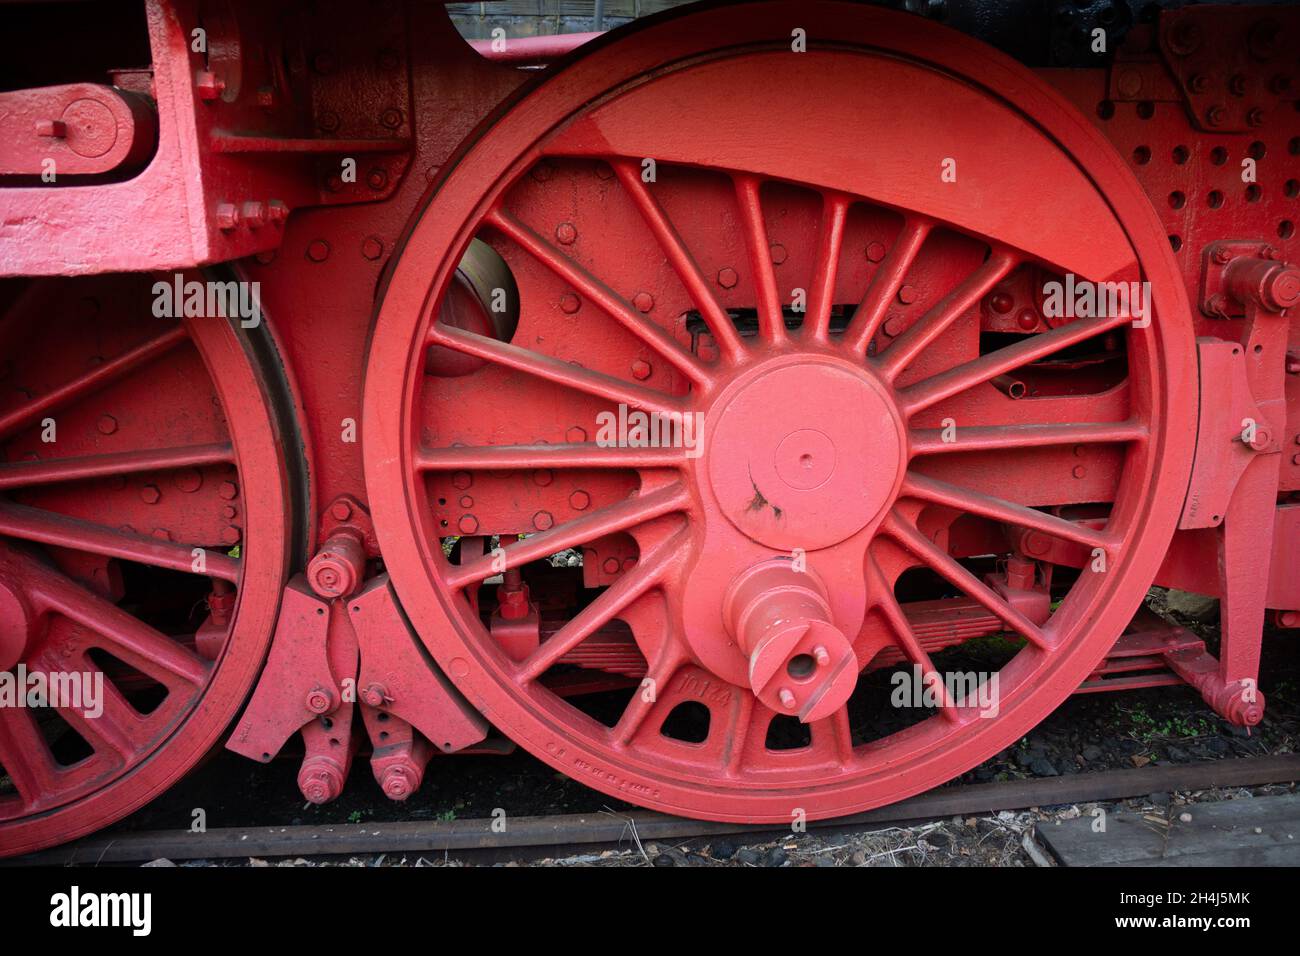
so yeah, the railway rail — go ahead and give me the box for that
[13,754,1300,865]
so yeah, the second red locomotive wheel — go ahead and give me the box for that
[0,274,297,855]
[364,1,1198,821]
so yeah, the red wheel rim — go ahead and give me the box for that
[365,1,1196,821]
[0,274,294,855]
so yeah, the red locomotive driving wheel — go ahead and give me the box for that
[0,273,296,855]
[365,1,1197,821]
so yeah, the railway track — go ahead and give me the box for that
[2,0,1299,865]
[14,754,1299,866]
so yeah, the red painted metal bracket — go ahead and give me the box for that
[351,575,489,756]
[1157,7,1298,133]
[226,578,346,764]
[0,0,415,276]
[1167,250,1298,724]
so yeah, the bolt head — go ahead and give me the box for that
[299,767,343,805]
[458,514,479,534]
[140,484,161,504]
[569,490,591,510]
[381,766,416,801]
[195,70,225,101]
[174,468,203,493]
[305,687,335,714]
[361,683,387,708]
[215,202,240,231]
[559,293,581,314]
[241,201,267,229]
[717,267,739,289]
[533,511,554,531]
[632,292,654,313]
[555,222,578,245]
[631,359,652,380]
[1117,70,1143,98]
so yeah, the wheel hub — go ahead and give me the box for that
[723,558,858,722]
[706,360,903,551]
[0,569,32,673]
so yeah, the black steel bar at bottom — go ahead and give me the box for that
[11,754,1300,865]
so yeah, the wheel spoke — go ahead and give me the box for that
[843,217,932,354]
[909,419,1147,456]
[881,510,1049,650]
[53,688,139,762]
[821,705,857,761]
[34,573,209,688]
[720,694,756,774]
[901,471,1117,552]
[518,540,677,681]
[900,311,1133,417]
[610,643,687,745]
[0,442,234,491]
[870,563,961,722]
[416,441,687,472]
[803,193,851,342]
[0,326,189,443]
[611,159,747,365]
[733,174,786,346]
[484,206,710,386]
[0,707,59,806]
[426,322,683,418]
[445,482,691,589]
[876,249,1019,381]
[0,499,239,583]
